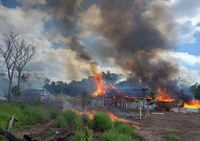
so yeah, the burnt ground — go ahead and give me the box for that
[137,112,200,141]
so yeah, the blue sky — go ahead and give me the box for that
[0,0,200,83]
[175,32,200,56]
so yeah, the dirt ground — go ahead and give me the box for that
[13,110,200,141]
[137,112,200,141]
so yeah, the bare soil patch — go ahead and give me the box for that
[137,112,200,141]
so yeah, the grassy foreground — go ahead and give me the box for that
[0,102,144,141]
[0,101,59,129]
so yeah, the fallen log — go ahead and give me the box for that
[0,128,21,141]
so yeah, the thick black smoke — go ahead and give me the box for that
[95,0,179,94]
[45,0,98,75]
[43,0,179,94]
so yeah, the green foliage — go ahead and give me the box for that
[21,106,50,124]
[166,133,181,141]
[56,109,82,130]
[92,112,113,132]
[101,129,132,141]
[12,85,21,96]
[73,127,93,141]
[114,121,145,141]
[191,83,200,100]
[0,102,60,130]
[47,127,58,136]
[56,114,67,127]
[49,108,60,119]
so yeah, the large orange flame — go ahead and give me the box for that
[184,99,200,109]
[155,88,175,102]
[92,73,108,97]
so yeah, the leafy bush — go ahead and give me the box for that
[92,112,113,132]
[56,109,82,130]
[21,106,50,124]
[101,129,132,141]
[73,127,93,141]
[166,133,181,141]
[49,108,60,119]
[0,102,60,130]
[114,121,144,141]
[47,127,58,136]
[12,85,21,96]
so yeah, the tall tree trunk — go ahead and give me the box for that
[17,70,21,87]
[7,79,12,101]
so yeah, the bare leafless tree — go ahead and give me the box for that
[0,32,35,100]
[0,32,23,100]
[16,40,35,87]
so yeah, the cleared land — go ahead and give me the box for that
[138,112,200,141]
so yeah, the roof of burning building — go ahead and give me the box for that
[107,87,150,99]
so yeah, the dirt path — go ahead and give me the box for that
[137,112,200,141]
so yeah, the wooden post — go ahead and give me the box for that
[147,100,149,117]
[139,100,142,119]
[142,99,145,118]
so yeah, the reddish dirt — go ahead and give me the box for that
[137,112,200,141]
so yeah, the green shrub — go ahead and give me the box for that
[101,129,132,141]
[21,106,49,124]
[73,127,93,141]
[114,121,144,141]
[0,102,60,130]
[92,112,113,132]
[12,85,21,96]
[166,133,181,141]
[47,127,58,136]
[49,108,60,119]
[56,113,68,127]
[56,109,82,130]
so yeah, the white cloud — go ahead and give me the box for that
[170,0,200,44]
[157,50,200,83]
[170,52,200,66]
[0,4,93,81]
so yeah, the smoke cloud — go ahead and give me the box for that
[92,0,179,94]
[44,0,98,76]
[39,0,179,93]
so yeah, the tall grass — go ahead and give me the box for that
[101,129,132,141]
[114,121,144,140]
[92,112,113,132]
[0,102,59,129]
[73,127,93,141]
[55,109,82,130]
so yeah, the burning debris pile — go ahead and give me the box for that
[184,99,200,109]
[89,72,200,114]
[155,88,175,103]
